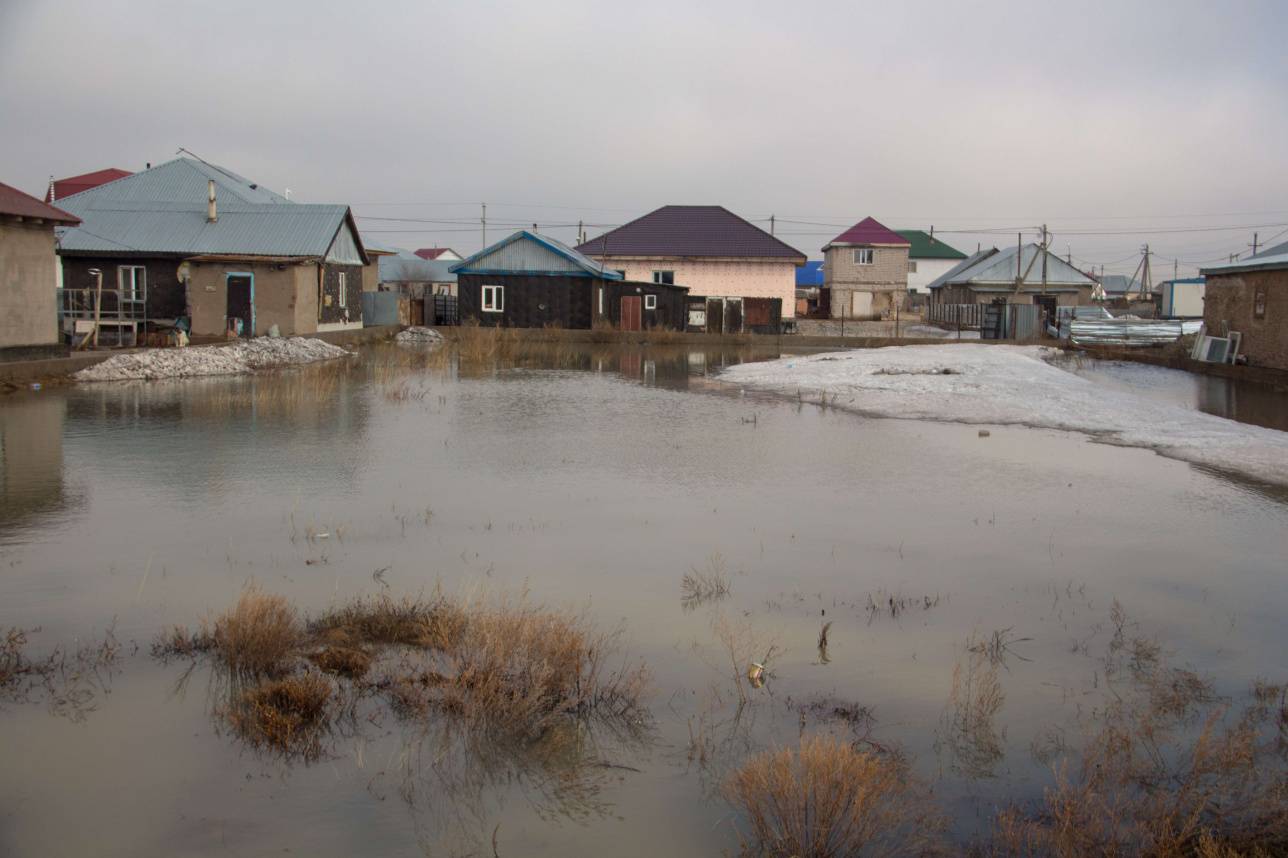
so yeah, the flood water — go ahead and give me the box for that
[2,342,1287,856]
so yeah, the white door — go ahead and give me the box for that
[851,291,873,317]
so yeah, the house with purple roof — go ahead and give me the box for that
[822,217,910,319]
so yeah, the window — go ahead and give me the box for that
[854,248,874,265]
[117,265,145,301]
[652,270,675,285]
[644,294,657,310]
[1254,286,1267,319]
[482,284,504,312]
[908,260,918,273]
[338,272,347,309]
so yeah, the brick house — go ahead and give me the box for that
[576,205,804,320]
[822,217,910,319]
[0,182,80,360]
[1201,247,1288,371]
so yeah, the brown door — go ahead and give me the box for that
[706,298,724,334]
[226,275,253,337]
[620,296,642,331]
[411,299,425,327]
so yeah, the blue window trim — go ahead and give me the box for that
[225,271,255,336]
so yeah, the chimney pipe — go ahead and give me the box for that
[207,179,217,223]
[48,175,56,202]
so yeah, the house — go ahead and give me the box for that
[1201,251,1288,371]
[1158,277,1205,318]
[795,260,825,317]
[53,157,371,342]
[45,168,132,203]
[822,217,910,319]
[0,182,81,359]
[575,205,804,321]
[414,247,462,262]
[378,249,458,297]
[359,237,399,293]
[927,243,1098,314]
[1095,273,1145,301]
[896,230,967,295]
[451,230,687,330]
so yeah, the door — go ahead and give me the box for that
[226,274,253,337]
[706,298,724,334]
[1033,295,1057,330]
[620,296,642,331]
[850,291,873,319]
[724,299,743,334]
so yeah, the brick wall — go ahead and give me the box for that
[823,245,909,291]
[1204,270,1288,371]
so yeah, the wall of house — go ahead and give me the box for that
[603,280,688,330]
[458,273,595,328]
[60,255,188,323]
[1,220,60,348]
[906,257,961,293]
[319,263,363,326]
[586,257,798,318]
[824,245,908,289]
[1204,270,1288,371]
[187,261,311,338]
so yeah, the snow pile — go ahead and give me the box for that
[74,337,350,382]
[721,344,1288,486]
[394,326,444,346]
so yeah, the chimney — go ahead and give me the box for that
[47,175,56,202]
[207,179,217,223]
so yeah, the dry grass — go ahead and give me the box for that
[207,584,301,677]
[227,672,334,761]
[724,734,945,857]
[308,645,373,679]
[940,650,1006,779]
[682,553,732,610]
[308,592,466,649]
[2,624,123,721]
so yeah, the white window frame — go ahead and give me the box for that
[117,265,145,302]
[854,248,874,265]
[338,272,347,309]
[598,287,604,315]
[482,284,504,313]
[652,270,675,285]
[644,293,657,310]
[908,260,917,273]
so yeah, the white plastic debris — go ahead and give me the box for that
[74,336,351,382]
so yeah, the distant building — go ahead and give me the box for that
[577,205,804,320]
[1158,277,1205,318]
[378,249,458,297]
[0,182,80,358]
[452,230,687,330]
[54,157,371,341]
[927,243,1098,314]
[45,168,132,203]
[822,217,910,318]
[896,230,967,295]
[413,247,462,262]
[795,260,825,317]
[1201,251,1288,371]
[1095,273,1145,301]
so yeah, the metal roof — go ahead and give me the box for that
[1202,251,1288,276]
[895,229,966,260]
[379,249,457,283]
[577,205,805,261]
[1095,273,1142,295]
[928,244,1097,288]
[0,181,81,224]
[53,158,363,259]
[46,168,133,203]
[453,230,623,278]
[796,260,824,287]
[824,217,909,249]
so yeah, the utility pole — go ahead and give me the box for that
[1040,224,1049,294]
[1250,232,1259,256]
[481,202,487,249]
[577,220,584,245]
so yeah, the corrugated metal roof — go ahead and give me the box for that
[453,230,623,278]
[1202,252,1288,276]
[925,248,997,290]
[930,244,1097,288]
[0,181,81,224]
[796,260,824,287]
[895,229,967,260]
[577,206,805,260]
[824,217,909,249]
[1096,273,1143,295]
[46,168,132,202]
[379,249,457,283]
[54,158,357,259]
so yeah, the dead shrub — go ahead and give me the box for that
[682,553,732,610]
[723,734,945,857]
[308,593,466,649]
[150,624,214,659]
[940,650,1006,779]
[308,645,373,679]
[227,672,334,760]
[208,584,301,676]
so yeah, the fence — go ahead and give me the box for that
[926,303,985,329]
[1068,319,1193,347]
[58,287,147,347]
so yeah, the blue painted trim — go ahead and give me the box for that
[226,271,255,336]
[453,268,603,278]
[449,230,623,279]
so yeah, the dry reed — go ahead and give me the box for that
[227,672,334,760]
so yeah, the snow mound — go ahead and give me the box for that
[721,344,1288,487]
[74,337,350,382]
[394,326,444,346]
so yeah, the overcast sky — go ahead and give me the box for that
[3,0,1286,276]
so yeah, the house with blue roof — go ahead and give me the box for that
[795,261,825,316]
[450,230,688,330]
[53,157,370,342]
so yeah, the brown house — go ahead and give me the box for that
[1201,248,1288,371]
[0,181,80,360]
[53,157,370,343]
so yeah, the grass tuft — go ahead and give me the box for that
[227,672,334,760]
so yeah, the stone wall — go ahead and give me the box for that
[1,220,59,348]
[1204,269,1288,371]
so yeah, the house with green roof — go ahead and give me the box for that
[896,230,967,295]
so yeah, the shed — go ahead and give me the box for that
[1201,253,1288,371]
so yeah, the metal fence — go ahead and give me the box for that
[1068,319,1194,347]
[926,303,1041,339]
[926,303,984,329]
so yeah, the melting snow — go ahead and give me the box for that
[74,337,351,382]
[721,344,1288,487]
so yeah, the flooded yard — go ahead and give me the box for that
[2,341,1287,856]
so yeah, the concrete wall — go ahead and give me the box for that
[0,220,59,348]
[907,257,961,293]
[187,260,315,338]
[586,256,798,318]
[1204,270,1288,371]
[823,244,909,318]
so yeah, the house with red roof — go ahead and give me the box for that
[44,168,133,203]
[1,181,80,358]
[576,205,805,328]
[822,217,910,319]
[413,247,462,262]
